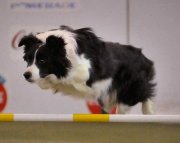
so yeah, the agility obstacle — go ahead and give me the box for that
[0,114,180,123]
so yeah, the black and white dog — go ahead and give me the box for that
[19,25,155,114]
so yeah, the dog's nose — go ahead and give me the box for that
[23,72,32,80]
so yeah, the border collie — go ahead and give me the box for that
[19,25,155,114]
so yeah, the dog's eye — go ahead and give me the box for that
[38,59,46,64]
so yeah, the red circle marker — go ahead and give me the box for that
[86,101,101,114]
[86,100,116,114]
[0,84,7,112]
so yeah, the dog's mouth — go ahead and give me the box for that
[40,74,49,78]
[26,78,35,83]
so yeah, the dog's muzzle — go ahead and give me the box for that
[23,72,33,82]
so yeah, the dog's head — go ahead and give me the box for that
[18,26,78,83]
[19,26,97,94]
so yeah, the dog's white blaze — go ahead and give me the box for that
[25,49,40,81]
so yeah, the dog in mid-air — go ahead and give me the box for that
[19,25,155,114]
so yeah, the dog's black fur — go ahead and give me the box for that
[74,27,155,106]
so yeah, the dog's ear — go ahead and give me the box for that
[18,34,42,52]
[46,35,66,56]
[60,25,74,32]
[46,35,66,49]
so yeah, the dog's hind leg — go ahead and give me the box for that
[142,99,154,114]
[116,103,131,114]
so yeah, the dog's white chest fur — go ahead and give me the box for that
[37,74,112,99]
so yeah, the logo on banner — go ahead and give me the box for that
[8,0,80,12]
[0,75,7,112]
